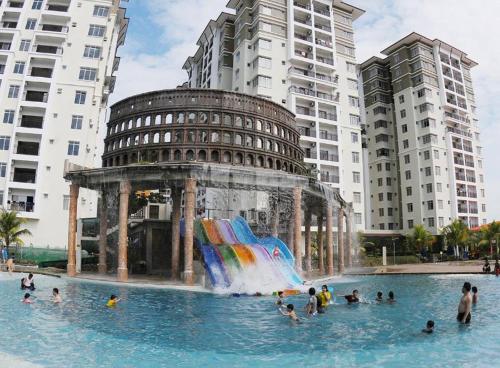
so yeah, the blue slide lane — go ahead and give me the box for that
[199,244,231,288]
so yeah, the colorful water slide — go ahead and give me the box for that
[230,217,259,244]
[200,245,230,288]
[200,219,225,245]
[259,236,294,264]
[215,220,240,244]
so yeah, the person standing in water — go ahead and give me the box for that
[457,282,472,324]
[53,288,62,303]
[305,287,317,316]
[471,286,478,304]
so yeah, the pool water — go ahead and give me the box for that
[1,273,499,367]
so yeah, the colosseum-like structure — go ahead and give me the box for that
[102,89,306,175]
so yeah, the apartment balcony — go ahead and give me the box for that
[318,110,337,121]
[444,111,470,124]
[298,127,316,138]
[294,17,312,27]
[8,201,35,213]
[289,86,339,102]
[34,44,63,55]
[463,145,473,153]
[313,6,330,17]
[45,3,69,12]
[316,55,334,66]
[295,106,315,117]
[466,176,476,183]
[305,151,317,159]
[16,141,40,156]
[455,173,466,181]
[468,191,478,199]
[39,24,69,33]
[20,115,43,129]
[0,42,11,50]
[464,160,474,168]
[294,32,313,43]
[457,205,468,214]
[446,127,472,138]
[454,157,465,166]
[294,49,313,60]
[24,91,49,103]
[30,67,53,78]
[320,173,340,183]
[444,82,455,92]
[319,131,338,141]
[452,142,463,150]
[12,168,37,184]
[314,23,332,32]
[457,100,467,109]
[456,190,467,197]
[8,1,25,8]
[293,1,311,11]
[288,67,337,85]
[319,151,339,162]
[2,21,18,28]
[315,38,333,48]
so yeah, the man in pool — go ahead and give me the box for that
[422,320,434,334]
[387,291,396,303]
[53,288,62,303]
[341,290,360,304]
[280,304,300,322]
[106,295,121,308]
[376,291,383,302]
[457,282,472,324]
[305,287,317,316]
[471,286,478,304]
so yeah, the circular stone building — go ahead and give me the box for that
[64,89,353,285]
[102,89,306,175]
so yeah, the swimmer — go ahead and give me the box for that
[106,295,121,308]
[280,304,300,322]
[276,291,285,306]
[457,282,472,324]
[21,273,35,291]
[53,288,62,303]
[317,285,331,313]
[21,293,33,304]
[422,320,434,334]
[376,291,383,302]
[305,287,317,316]
[341,289,360,304]
[387,291,396,303]
[471,286,478,304]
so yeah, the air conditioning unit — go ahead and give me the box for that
[307,46,313,52]
[308,82,314,88]
[308,64,314,70]
[312,164,317,169]
[311,143,316,147]
[310,101,315,107]
[311,122,315,127]
[103,37,108,42]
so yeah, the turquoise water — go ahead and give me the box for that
[0,273,499,367]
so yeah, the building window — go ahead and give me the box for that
[386,177,392,186]
[436,183,442,192]
[88,25,106,37]
[400,109,406,118]
[378,193,384,201]
[13,61,26,74]
[352,151,360,163]
[379,208,384,217]
[377,163,382,172]
[351,132,359,143]
[424,150,430,160]
[253,56,272,69]
[346,62,356,72]
[403,139,409,149]
[353,192,361,203]
[402,124,408,133]
[0,163,6,177]
[426,183,433,193]
[404,154,410,164]
[74,91,87,104]
[408,219,414,229]
[433,150,439,159]
[386,163,391,171]
[435,166,441,176]
[407,203,413,212]
[378,178,383,186]
[387,193,393,201]
[8,85,20,98]
[0,136,10,150]
[428,217,435,227]
[19,39,31,51]
[71,115,83,130]
[348,96,359,107]
[63,195,70,210]
[353,171,360,183]
[349,114,360,126]
[354,213,362,224]
[93,5,109,17]
[405,170,411,180]
[3,110,15,124]
[32,0,43,9]
[252,75,272,88]
[406,187,412,196]
[348,79,358,90]
[481,189,485,197]
[254,38,271,50]
[83,46,102,59]
[388,208,393,216]
[438,217,444,227]
[26,18,37,30]
[399,95,405,104]
[79,67,97,81]
[67,141,80,156]
[482,204,487,212]
[425,167,432,176]
[427,200,434,210]
[438,200,444,209]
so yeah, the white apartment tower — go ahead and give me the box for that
[183,0,366,231]
[0,0,128,247]
[360,33,486,234]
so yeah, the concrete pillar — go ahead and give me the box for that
[317,212,324,274]
[270,197,279,238]
[98,192,107,274]
[117,180,131,282]
[338,206,345,274]
[293,187,302,272]
[170,188,182,280]
[346,211,352,268]
[326,203,334,276]
[304,209,312,274]
[183,178,196,285]
[67,183,79,277]
[287,220,294,251]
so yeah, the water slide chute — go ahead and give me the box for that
[200,244,230,288]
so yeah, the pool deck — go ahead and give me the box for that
[345,261,488,275]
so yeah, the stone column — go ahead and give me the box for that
[170,187,182,280]
[326,203,334,276]
[270,197,279,238]
[98,192,108,274]
[67,183,79,277]
[338,206,345,274]
[304,209,312,274]
[346,211,352,268]
[287,220,294,252]
[117,180,131,282]
[293,187,302,272]
[317,212,324,274]
[183,178,196,285]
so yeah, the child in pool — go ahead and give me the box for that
[53,288,62,303]
[472,286,478,304]
[376,291,383,302]
[106,295,121,308]
[280,304,300,322]
[387,291,396,303]
[341,290,360,304]
[422,320,434,334]
[22,293,33,304]
[276,291,285,306]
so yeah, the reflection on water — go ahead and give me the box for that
[0,274,498,367]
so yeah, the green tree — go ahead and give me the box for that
[406,224,433,253]
[0,210,32,250]
[441,219,469,258]
[480,220,500,256]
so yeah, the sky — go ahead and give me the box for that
[112,0,500,220]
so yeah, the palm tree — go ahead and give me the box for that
[406,224,433,253]
[480,220,500,256]
[0,210,32,251]
[441,219,469,259]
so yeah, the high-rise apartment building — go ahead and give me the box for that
[183,0,366,230]
[0,0,128,247]
[360,33,486,234]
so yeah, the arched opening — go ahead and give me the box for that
[165,132,171,143]
[187,131,195,143]
[150,151,159,162]
[276,160,282,170]
[166,113,173,124]
[153,133,160,143]
[234,152,243,164]
[200,112,208,124]
[186,150,195,161]
[174,150,182,160]
[199,131,208,143]
[246,154,254,166]
[235,134,243,145]
[131,152,138,163]
[257,156,264,167]
[188,112,196,124]
[235,116,243,127]
[161,149,169,162]
[223,151,231,163]
[174,131,183,143]
[246,135,253,147]
[143,133,149,144]
[257,138,263,149]
[122,155,129,165]
[267,158,273,169]
[155,114,161,125]
[144,116,151,126]
[177,112,184,124]
[198,150,207,161]
[211,150,219,162]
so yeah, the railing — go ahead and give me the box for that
[319,131,337,141]
[319,152,338,162]
[458,101,467,109]
[294,17,312,26]
[466,176,476,183]
[469,208,479,214]
[447,127,472,138]
[445,84,455,92]
[313,7,330,16]
[34,44,63,55]
[40,24,69,33]
[444,111,469,124]
[468,192,478,198]
[316,56,334,65]
[320,173,339,183]
[294,33,312,42]
[318,110,337,121]
[446,98,457,106]
[295,106,315,116]
[30,67,53,78]
[294,49,313,59]
[454,157,464,165]
[464,161,474,168]
[20,116,43,129]
[463,145,473,153]
[8,202,35,212]
[315,38,333,48]
[297,127,316,137]
[2,22,18,28]
[130,208,145,219]
[457,206,468,213]
[9,2,24,8]
[12,172,36,183]
[305,151,317,159]
[456,190,467,197]
[314,23,331,32]
[288,67,337,84]
[455,173,466,181]
[288,86,339,101]
[0,42,11,50]
[45,4,69,12]
[25,91,49,103]
[452,142,463,150]
[293,1,311,10]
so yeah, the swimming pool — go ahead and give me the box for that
[0,273,498,367]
